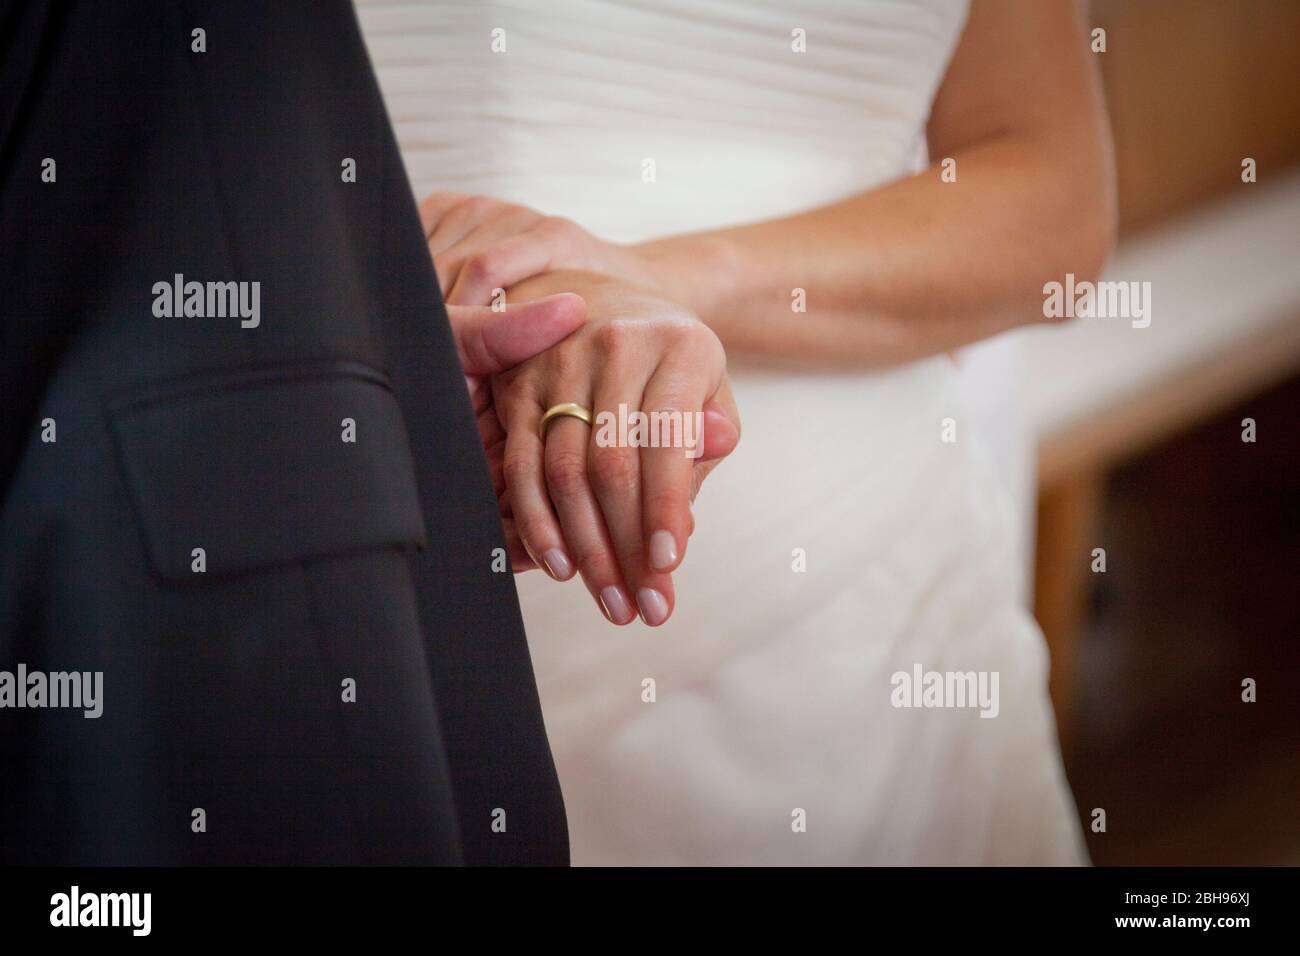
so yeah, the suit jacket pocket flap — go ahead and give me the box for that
[108,361,427,582]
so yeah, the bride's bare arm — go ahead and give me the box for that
[421,0,1114,367]
[634,0,1117,365]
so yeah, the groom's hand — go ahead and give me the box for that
[446,294,588,575]
[448,293,588,417]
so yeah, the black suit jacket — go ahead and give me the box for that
[0,0,568,865]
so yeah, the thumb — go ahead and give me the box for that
[449,292,586,376]
[690,400,740,503]
[698,399,740,462]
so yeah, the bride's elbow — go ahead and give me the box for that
[1063,130,1119,271]
[1074,173,1119,287]
[1035,167,1119,324]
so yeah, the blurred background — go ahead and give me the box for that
[1023,0,1300,864]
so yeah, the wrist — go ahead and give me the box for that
[631,233,742,321]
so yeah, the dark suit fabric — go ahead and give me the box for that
[0,0,568,865]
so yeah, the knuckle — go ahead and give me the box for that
[546,344,583,382]
[593,318,635,358]
[513,511,551,547]
[462,250,499,284]
[495,373,545,416]
[642,487,685,522]
[660,317,696,345]
[685,321,725,362]
[545,448,589,498]
[645,395,691,419]
[588,446,638,491]
[502,452,537,487]
[651,316,723,366]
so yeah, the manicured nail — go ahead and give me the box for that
[648,530,679,571]
[599,586,633,624]
[636,588,670,626]
[540,548,573,580]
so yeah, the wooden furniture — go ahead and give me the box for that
[1025,170,1300,745]
[1091,0,1300,234]
[1023,0,1300,744]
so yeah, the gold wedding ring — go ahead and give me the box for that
[539,402,593,439]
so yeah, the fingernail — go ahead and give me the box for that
[540,548,573,580]
[636,588,670,627]
[648,530,679,571]
[598,586,633,624]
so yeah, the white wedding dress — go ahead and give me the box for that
[358,0,1086,865]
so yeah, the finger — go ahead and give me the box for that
[426,195,494,252]
[688,385,742,506]
[687,378,741,504]
[483,406,514,509]
[446,224,566,308]
[500,510,537,574]
[503,525,536,572]
[500,398,576,583]
[426,196,504,288]
[544,416,635,624]
[418,190,468,238]
[699,398,741,462]
[449,294,586,376]
[588,380,677,627]
[636,373,707,576]
[438,211,545,307]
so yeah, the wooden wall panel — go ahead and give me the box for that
[1089,0,1300,233]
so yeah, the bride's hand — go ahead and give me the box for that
[420,192,666,307]
[488,270,740,627]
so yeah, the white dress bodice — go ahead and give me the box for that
[359,0,966,238]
